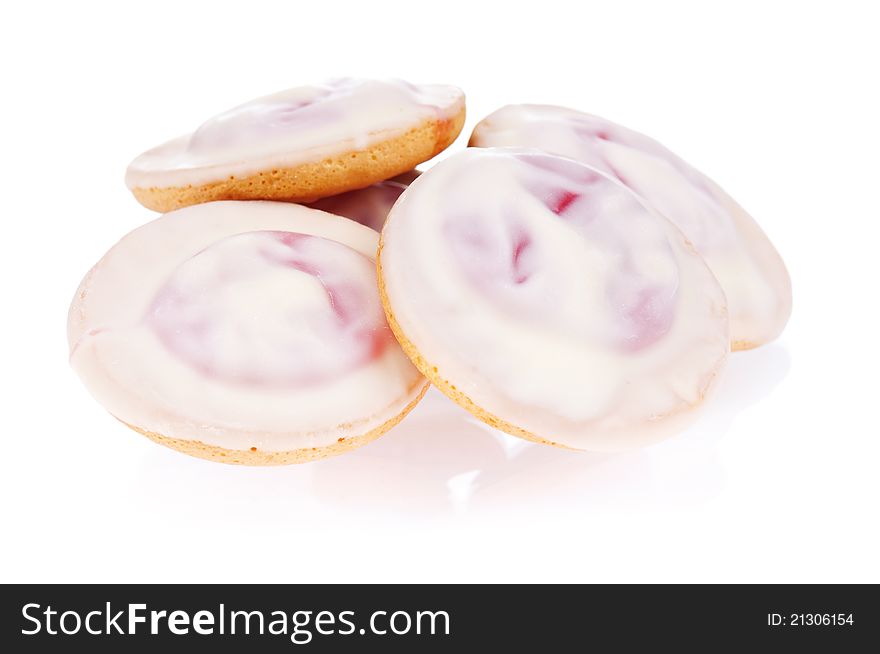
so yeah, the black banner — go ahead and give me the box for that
[1,584,875,651]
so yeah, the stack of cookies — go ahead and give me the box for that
[68,78,791,464]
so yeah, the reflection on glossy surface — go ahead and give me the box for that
[129,345,790,526]
[313,344,790,513]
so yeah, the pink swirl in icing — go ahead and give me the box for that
[475,107,733,251]
[188,86,337,153]
[567,115,705,187]
[443,152,678,352]
[147,231,390,387]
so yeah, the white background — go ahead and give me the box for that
[2,0,878,583]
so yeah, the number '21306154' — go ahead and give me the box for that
[767,613,854,627]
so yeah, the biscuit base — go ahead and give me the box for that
[731,340,759,351]
[122,381,429,465]
[131,111,466,213]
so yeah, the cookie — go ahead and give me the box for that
[125,79,465,212]
[69,201,429,464]
[307,171,419,232]
[378,148,729,451]
[470,104,791,350]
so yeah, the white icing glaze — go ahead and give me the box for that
[68,201,426,452]
[307,172,417,231]
[470,104,792,348]
[125,79,464,189]
[380,148,729,450]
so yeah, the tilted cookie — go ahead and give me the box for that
[307,171,419,232]
[378,148,729,451]
[69,202,428,464]
[126,79,464,212]
[470,105,791,350]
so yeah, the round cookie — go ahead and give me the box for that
[378,148,729,452]
[307,171,419,232]
[126,79,465,213]
[69,201,429,464]
[470,104,791,350]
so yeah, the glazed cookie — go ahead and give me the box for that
[470,105,791,350]
[378,148,729,451]
[126,79,465,212]
[307,171,419,232]
[69,201,428,465]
